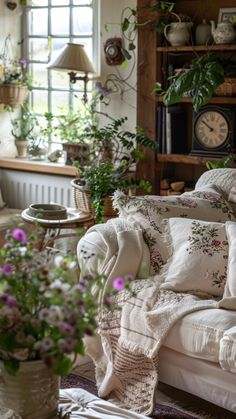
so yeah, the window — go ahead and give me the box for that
[22,0,99,121]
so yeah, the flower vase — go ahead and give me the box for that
[0,360,60,419]
[15,140,28,158]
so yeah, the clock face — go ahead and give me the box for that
[194,110,229,149]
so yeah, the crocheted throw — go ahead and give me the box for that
[81,219,219,415]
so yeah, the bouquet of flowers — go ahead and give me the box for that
[0,223,132,376]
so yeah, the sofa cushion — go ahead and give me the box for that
[160,218,228,297]
[195,168,236,200]
[113,185,234,274]
[164,308,236,364]
[223,222,236,299]
[219,326,236,373]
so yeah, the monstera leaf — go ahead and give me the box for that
[164,53,225,112]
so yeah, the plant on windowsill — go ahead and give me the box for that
[71,117,157,223]
[44,99,97,165]
[10,102,39,158]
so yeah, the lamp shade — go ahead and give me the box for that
[47,43,95,74]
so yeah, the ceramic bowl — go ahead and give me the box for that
[28,204,67,220]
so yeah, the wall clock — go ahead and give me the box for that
[191,106,236,157]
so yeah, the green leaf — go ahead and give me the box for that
[53,356,72,376]
[121,48,132,61]
[122,18,130,32]
[4,359,19,376]
[104,23,109,32]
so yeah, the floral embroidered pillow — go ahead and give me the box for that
[222,221,236,299]
[160,218,228,297]
[113,185,234,274]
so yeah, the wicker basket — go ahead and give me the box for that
[71,178,117,218]
[214,78,236,97]
[0,84,28,107]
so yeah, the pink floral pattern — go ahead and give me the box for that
[114,187,235,274]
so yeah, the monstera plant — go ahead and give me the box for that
[162,52,226,112]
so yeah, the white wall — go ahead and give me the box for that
[0,0,137,157]
[0,0,21,157]
[100,0,137,132]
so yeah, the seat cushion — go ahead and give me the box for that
[219,326,236,373]
[163,308,236,364]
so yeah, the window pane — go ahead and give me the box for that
[73,7,92,35]
[73,0,92,5]
[31,90,48,113]
[29,0,48,5]
[51,91,70,114]
[29,39,49,62]
[28,9,48,35]
[51,7,70,35]
[30,63,48,88]
[51,71,69,89]
[51,0,69,4]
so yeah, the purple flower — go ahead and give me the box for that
[19,58,28,70]
[0,294,18,308]
[112,277,125,290]
[2,264,13,275]
[11,228,27,243]
[95,81,112,97]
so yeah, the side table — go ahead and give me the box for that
[21,207,95,250]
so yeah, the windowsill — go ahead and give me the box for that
[0,158,78,177]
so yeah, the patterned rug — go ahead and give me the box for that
[61,374,234,419]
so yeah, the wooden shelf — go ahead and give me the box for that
[157,153,214,165]
[156,96,236,105]
[157,44,236,53]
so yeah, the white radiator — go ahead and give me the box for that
[0,169,74,209]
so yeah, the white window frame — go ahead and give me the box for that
[21,0,100,117]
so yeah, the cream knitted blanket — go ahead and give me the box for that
[80,219,219,416]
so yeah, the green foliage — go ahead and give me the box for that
[206,155,236,170]
[74,117,156,223]
[43,100,97,144]
[10,102,39,142]
[0,223,134,376]
[163,52,225,112]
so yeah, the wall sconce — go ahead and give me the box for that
[47,43,95,104]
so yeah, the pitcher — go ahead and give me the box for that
[164,22,193,46]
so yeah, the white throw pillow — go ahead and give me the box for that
[223,221,236,299]
[160,218,228,297]
[113,185,234,274]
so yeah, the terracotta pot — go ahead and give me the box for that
[0,360,59,419]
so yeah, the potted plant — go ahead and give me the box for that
[71,117,157,223]
[157,52,236,112]
[0,222,133,417]
[0,35,32,108]
[44,101,96,165]
[10,102,38,158]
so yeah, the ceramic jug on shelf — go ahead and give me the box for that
[164,22,193,47]
[195,19,212,45]
[210,20,235,44]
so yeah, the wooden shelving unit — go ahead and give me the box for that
[136,0,236,194]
